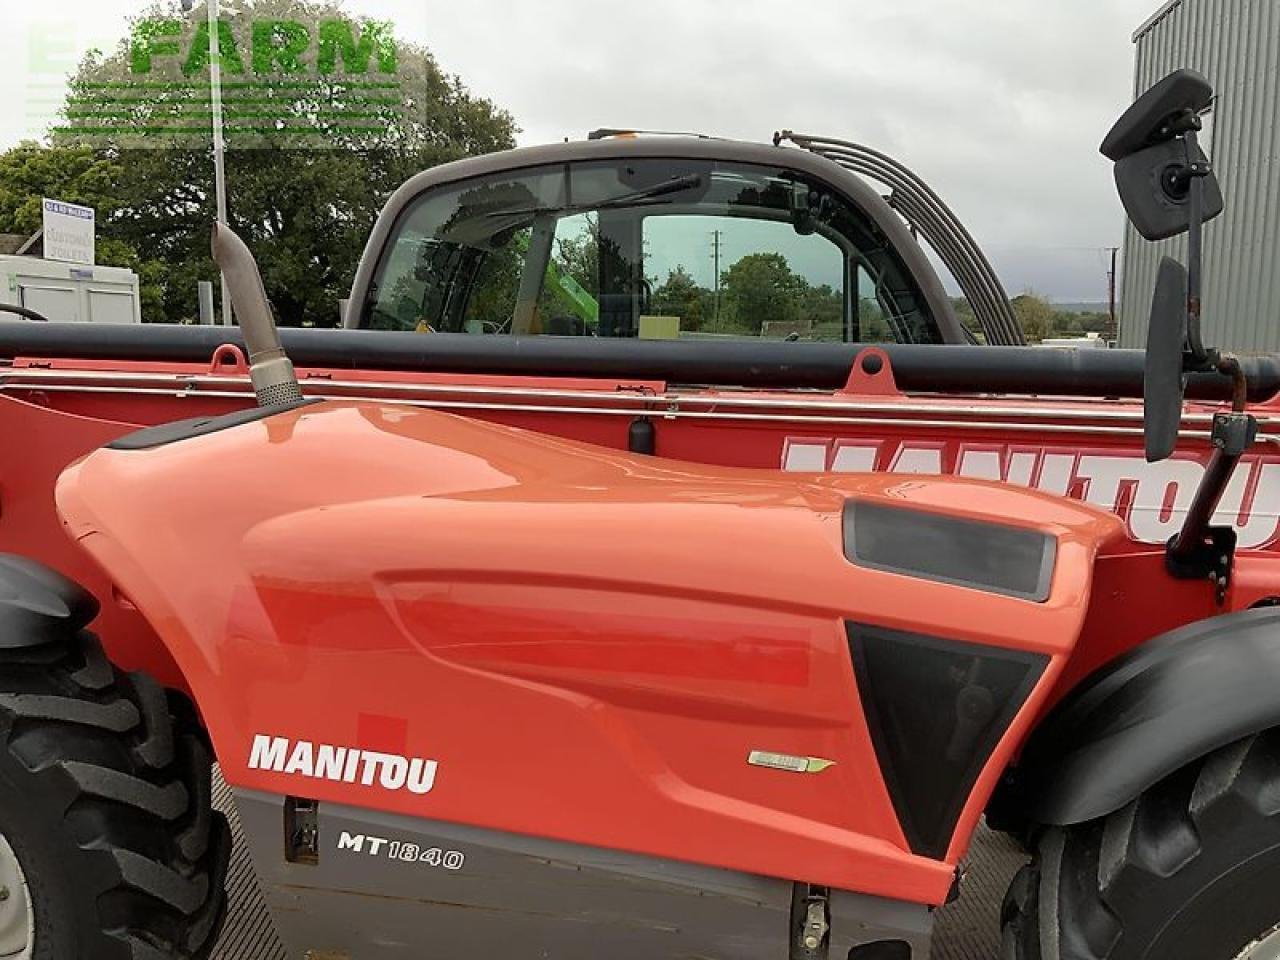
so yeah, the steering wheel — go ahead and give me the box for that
[0,304,51,322]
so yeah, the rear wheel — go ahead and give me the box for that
[0,631,230,959]
[0,831,33,959]
[1002,731,1280,960]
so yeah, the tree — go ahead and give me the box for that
[650,265,710,330]
[802,283,843,340]
[719,253,806,334]
[23,0,517,324]
[0,145,120,235]
[950,296,983,342]
[858,298,891,342]
[552,216,599,300]
[1010,292,1056,343]
[0,144,169,319]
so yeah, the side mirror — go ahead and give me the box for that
[1101,68,1223,241]
[1144,257,1189,462]
[1115,139,1224,241]
[1111,70,1258,599]
[790,184,832,236]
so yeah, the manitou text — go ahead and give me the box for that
[248,735,439,795]
[782,438,1280,549]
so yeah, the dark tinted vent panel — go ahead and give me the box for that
[848,622,1047,859]
[844,501,1056,602]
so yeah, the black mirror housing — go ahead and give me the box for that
[1116,138,1225,241]
[1144,256,1190,462]
[1101,69,1214,161]
[1102,68,1223,242]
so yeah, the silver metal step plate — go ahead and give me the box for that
[210,769,1025,960]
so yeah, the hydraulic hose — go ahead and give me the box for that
[0,304,50,323]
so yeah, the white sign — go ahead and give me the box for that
[42,198,95,266]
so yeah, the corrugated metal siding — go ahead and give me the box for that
[1120,0,1280,353]
[1134,0,1187,41]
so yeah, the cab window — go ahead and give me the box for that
[364,158,941,344]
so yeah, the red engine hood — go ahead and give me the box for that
[55,401,1124,902]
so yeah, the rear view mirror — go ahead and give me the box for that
[1144,257,1190,462]
[1111,70,1259,591]
[1101,68,1223,241]
[1115,139,1224,241]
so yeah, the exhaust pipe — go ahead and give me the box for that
[210,224,304,408]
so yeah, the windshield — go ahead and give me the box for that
[363,158,944,344]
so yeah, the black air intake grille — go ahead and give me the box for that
[848,622,1047,859]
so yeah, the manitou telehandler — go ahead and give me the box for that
[0,69,1278,960]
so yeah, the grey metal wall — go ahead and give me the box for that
[1120,0,1280,352]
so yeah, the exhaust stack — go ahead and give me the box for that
[210,224,304,408]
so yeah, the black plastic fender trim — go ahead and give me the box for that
[106,399,321,450]
[0,554,99,648]
[996,607,1280,826]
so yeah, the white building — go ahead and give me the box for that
[1120,0,1280,352]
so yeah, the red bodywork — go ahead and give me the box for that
[57,399,1120,907]
[5,348,1275,690]
[6,346,1280,907]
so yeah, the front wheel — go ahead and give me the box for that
[0,631,230,959]
[1002,731,1280,960]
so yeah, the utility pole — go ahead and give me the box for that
[184,0,232,324]
[1106,246,1120,343]
[711,229,723,329]
[208,0,232,325]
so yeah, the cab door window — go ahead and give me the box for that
[643,214,849,341]
[363,157,942,344]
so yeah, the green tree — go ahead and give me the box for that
[0,144,168,318]
[1075,311,1112,335]
[650,265,710,330]
[1010,292,1055,343]
[951,296,984,342]
[463,239,524,334]
[552,216,599,299]
[30,0,516,325]
[0,145,119,235]
[802,283,843,340]
[719,252,806,335]
[858,297,891,342]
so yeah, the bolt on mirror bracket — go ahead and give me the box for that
[1165,525,1237,605]
[1165,398,1258,604]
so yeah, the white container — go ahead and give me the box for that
[0,256,141,324]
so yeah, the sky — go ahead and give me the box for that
[0,0,1164,301]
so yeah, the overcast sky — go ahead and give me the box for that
[0,0,1163,300]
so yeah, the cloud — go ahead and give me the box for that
[1,0,1161,300]
[417,0,1159,299]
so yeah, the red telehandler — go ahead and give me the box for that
[0,69,1277,959]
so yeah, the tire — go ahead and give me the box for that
[1002,730,1280,960]
[0,630,230,959]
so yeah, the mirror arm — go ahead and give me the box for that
[1183,128,1211,361]
[1166,354,1257,602]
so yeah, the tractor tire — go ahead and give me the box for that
[1001,730,1280,960]
[0,630,230,959]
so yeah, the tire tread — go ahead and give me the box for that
[0,631,228,959]
[1003,732,1280,960]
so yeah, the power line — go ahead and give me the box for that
[711,229,723,329]
[1106,246,1120,342]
